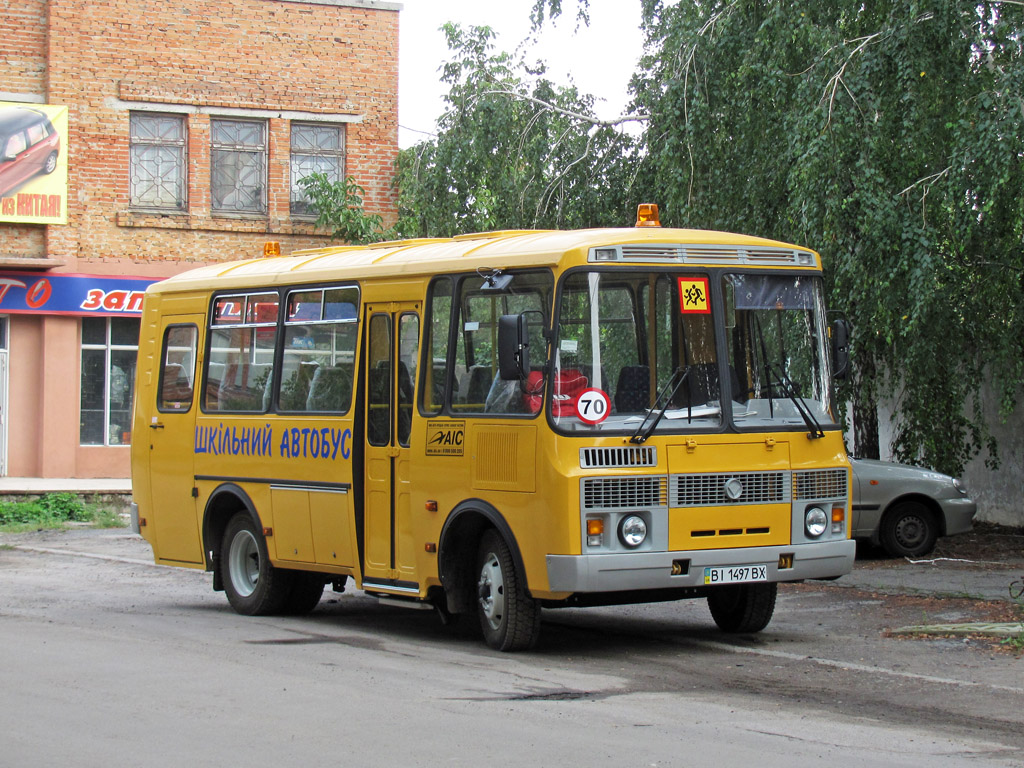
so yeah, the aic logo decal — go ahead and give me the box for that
[426,420,465,456]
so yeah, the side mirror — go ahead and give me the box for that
[497,314,529,381]
[831,318,850,380]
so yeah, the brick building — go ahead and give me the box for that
[0,0,401,478]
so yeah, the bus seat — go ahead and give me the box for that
[160,363,192,407]
[484,376,522,413]
[306,365,352,412]
[217,362,272,411]
[430,363,449,407]
[551,368,588,417]
[279,361,319,411]
[465,365,493,404]
[615,366,649,412]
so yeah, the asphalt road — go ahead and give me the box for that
[1,528,1022,767]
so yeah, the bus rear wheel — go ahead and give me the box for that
[707,582,777,633]
[476,529,541,652]
[221,512,293,616]
[284,573,326,615]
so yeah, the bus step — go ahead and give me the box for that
[375,596,433,611]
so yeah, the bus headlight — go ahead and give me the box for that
[805,507,828,538]
[618,515,648,548]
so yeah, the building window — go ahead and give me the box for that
[211,118,267,214]
[129,113,187,211]
[290,123,346,216]
[80,317,139,446]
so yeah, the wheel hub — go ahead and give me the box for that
[895,516,925,548]
[477,552,505,631]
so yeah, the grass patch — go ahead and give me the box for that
[0,493,126,532]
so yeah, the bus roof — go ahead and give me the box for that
[146,226,821,295]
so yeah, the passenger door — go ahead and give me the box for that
[362,303,420,590]
[147,316,203,564]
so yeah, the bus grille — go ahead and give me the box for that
[580,446,657,468]
[793,468,848,500]
[672,472,789,506]
[582,476,668,510]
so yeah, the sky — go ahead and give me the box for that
[397,0,645,148]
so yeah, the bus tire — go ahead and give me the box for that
[284,573,326,615]
[221,511,293,616]
[476,529,541,651]
[707,582,777,633]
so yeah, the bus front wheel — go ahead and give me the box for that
[221,512,293,616]
[707,582,777,633]
[476,529,541,651]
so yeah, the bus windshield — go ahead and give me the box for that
[550,270,835,435]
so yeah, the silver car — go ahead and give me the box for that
[850,457,977,558]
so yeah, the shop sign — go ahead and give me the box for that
[0,102,69,225]
[0,272,158,317]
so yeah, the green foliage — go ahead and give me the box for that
[405,1,1022,476]
[0,493,91,528]
[394,23,640,238]
[296,173,395,244]
[629,0,1024,475]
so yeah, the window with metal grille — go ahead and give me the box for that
[290,122,345,216]
[211,118,266,214]
[129,113,186,211]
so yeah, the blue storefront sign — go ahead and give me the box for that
[0,271,158,317]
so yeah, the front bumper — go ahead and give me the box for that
[547,539,856,593]
[940,496,977,537]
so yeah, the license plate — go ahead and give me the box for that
[703,564,768,585]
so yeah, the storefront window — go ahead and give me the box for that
[80,317,139,446]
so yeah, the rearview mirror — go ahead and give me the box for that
[497,314,529,381]
[831,318,850,380]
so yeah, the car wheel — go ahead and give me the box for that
[707,582,777,633]
[880,501,938,558]
[43,151,58,174]
[221,511,293,615]
[476,529,541,651]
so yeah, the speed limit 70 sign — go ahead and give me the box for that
[575,388,611,424]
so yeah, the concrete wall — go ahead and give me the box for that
[874,388,1023,528]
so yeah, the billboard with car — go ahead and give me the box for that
[0,102,68,225]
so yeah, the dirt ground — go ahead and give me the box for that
[857,521,1024,566]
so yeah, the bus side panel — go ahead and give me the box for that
[133,294,208,566]
[130,296,161,550]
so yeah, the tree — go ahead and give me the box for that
[625,0,1023,475]
[400,1,1022,475]
[394,23,642,237]
[296,173,394,244]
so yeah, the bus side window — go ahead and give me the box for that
[422,277,453,415]
[205,292,278,413]
[281,285,359,414]
[158,325,198,412]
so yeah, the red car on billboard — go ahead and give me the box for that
[0,107,61,198]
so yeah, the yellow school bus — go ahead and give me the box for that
[130,206,855,651]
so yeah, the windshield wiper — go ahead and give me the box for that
[765,363,824,439]
[630,367,690,444]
